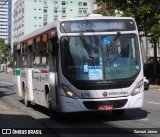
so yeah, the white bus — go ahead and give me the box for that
[14,15,144,117]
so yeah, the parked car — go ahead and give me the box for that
[144,77,149,90]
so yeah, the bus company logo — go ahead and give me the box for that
[109,91,129,96]
[103,92,108,97]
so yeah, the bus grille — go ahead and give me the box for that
[83,99,128,110]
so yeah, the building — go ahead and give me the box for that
[0,0,12,44]
[8,0,12,45]
[13,0,91,41]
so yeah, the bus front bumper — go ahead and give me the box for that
[59,92,144,113]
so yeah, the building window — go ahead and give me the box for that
[78,2,82,6]
[44,9,47,13]
[62,8,66,14]
[62,16,66,19]
[83,2,87,6]
[62,1,66,5]
[78,10,82,14]
[43,17,47,21]
[54,8,58,13]
[44,1,47,5]
[54,15,58,20]
[83,10,87,14]
[44,22,47,25]
[78,9,87,14]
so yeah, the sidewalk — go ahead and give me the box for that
[0,72,14,84]
[149,84,160,90]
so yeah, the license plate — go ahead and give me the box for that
[98,105,113,111]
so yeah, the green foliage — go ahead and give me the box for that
[7,54,14,68]
[95,0,160,43]
[0,38,11,64]
[93,0,116,16]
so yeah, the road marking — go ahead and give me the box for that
[0,81,14,86]
[140,118,149,121]
[147,102,160,105]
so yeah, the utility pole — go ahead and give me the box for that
[153,39,157,84]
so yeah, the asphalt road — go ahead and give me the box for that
[0,73,160,137]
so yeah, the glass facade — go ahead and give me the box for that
[8,0,12,45]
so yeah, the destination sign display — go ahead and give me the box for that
[60,19,136,33]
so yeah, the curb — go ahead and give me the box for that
[149,85,160,90]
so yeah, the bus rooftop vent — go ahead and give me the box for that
[88,14,103,17]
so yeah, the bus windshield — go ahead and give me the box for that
[61,34,141,81]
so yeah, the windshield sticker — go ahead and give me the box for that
[84,64,89,72]
[88,66,103,80]
[136,65,140,70]
[102,37,111,45]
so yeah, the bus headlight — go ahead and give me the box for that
[131,80,143,96]
[61,84,78,99]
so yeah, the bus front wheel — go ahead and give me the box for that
[46,93,57,119]
[23,87,30,107]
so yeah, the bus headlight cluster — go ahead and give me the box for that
[61,84,78,99]
[131,80,143,96]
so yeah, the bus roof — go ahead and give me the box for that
[14,15,135,44]
[59,16,134,22]
[14,21,58,43]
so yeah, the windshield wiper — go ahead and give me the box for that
[107,32,121,51]
[79,32,94,58]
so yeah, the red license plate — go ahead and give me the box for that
[98,105,113,111]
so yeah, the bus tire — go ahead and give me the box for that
[112,109,125,116]
[23,87,30,107]
[46,92,57,119]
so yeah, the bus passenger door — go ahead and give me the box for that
[48,30,59,109]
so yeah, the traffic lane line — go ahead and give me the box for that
[147,102,160,105]
[0,81,14,86]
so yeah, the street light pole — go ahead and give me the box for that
[153,39,157,84]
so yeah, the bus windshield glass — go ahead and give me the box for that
[61,34,141,81]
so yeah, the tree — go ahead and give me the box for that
[0,38,11,64]
[93,0,116,16]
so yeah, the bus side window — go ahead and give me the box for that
[22,43,26,67]
[35,41,41,65]
[27,45,33,67]
[48,37,58,73]
[17,49,21,68]
[41,35,48,65]
[41,42,48,65]
[50,37,58,56]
